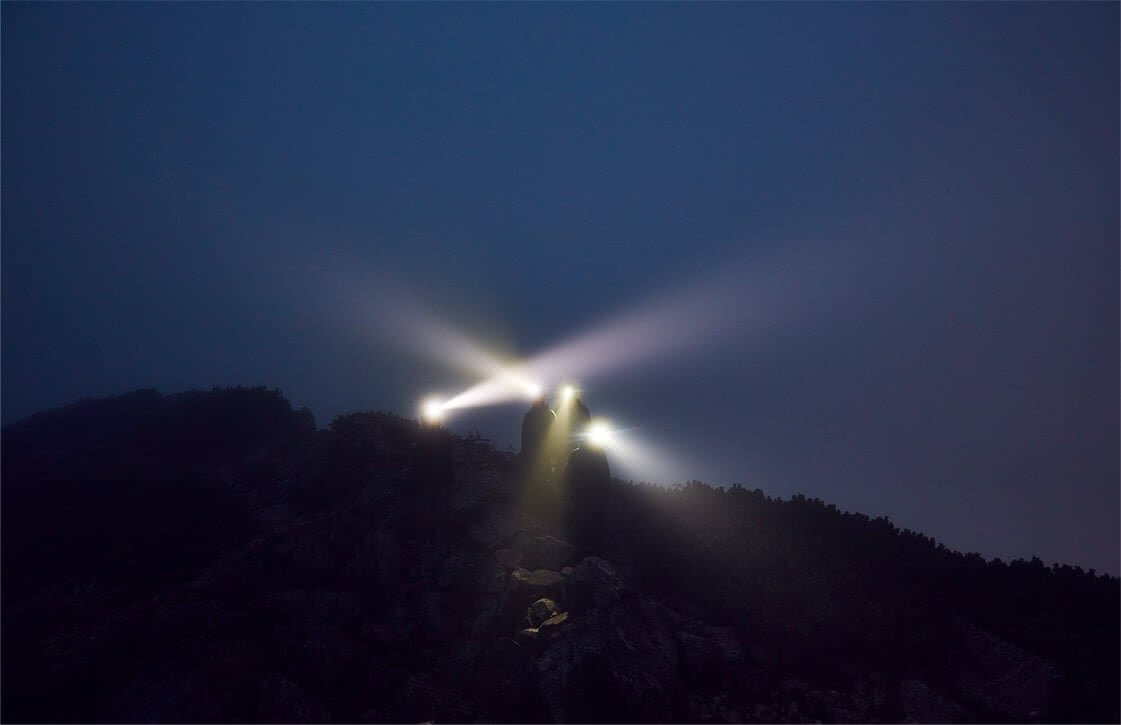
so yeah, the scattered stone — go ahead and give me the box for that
[509,568,563,596]
[538,611,569,634]
[528,598,559,627]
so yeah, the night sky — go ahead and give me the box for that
[3,3,1117,574]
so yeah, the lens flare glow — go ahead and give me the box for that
[560,384,577,402]
[420,397,446,424]
[586,419,615,449]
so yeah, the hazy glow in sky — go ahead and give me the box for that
[2,2,1116,573]
[384,240,845,417]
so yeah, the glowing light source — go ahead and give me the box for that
[524,381,543,400]
[560,384,577,402]
[586,419,615,449]
[420,397,446,424]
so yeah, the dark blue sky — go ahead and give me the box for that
[3,3,1118,574]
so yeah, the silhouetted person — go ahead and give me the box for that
[520,395,556,483]
[552,394,591,468]
[565,443,611,556]
[571,395,591,429]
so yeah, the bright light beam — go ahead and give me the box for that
[571,418,691,485]
[357,287,544,413]
[415,264,775,416]
[600,425,692,486]
[585,419,615,449]
[415,252,782,415]
[442,366,541,410]
[520,269,773,390]
[420,396,446,424]
[351,279,524,385]
[516,239,868,392]
[365,237,880,421]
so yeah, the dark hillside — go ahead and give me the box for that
[2,388,1116,723]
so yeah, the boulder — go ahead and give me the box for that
[538,611,569,636]
[528,598,559,627]
[509,568,564,599]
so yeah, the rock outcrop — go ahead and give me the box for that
[3,389,1115,723]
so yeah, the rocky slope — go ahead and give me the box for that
[2,387,1117,723]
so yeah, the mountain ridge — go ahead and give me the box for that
[2,386,1117,723]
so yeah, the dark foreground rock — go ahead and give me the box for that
[2,388,1117,723]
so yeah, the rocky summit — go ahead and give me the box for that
[2,387,1118,723]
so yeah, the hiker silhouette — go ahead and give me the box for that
[520,395,556,483]
[571,395,591,429]
[565,441,611,556]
